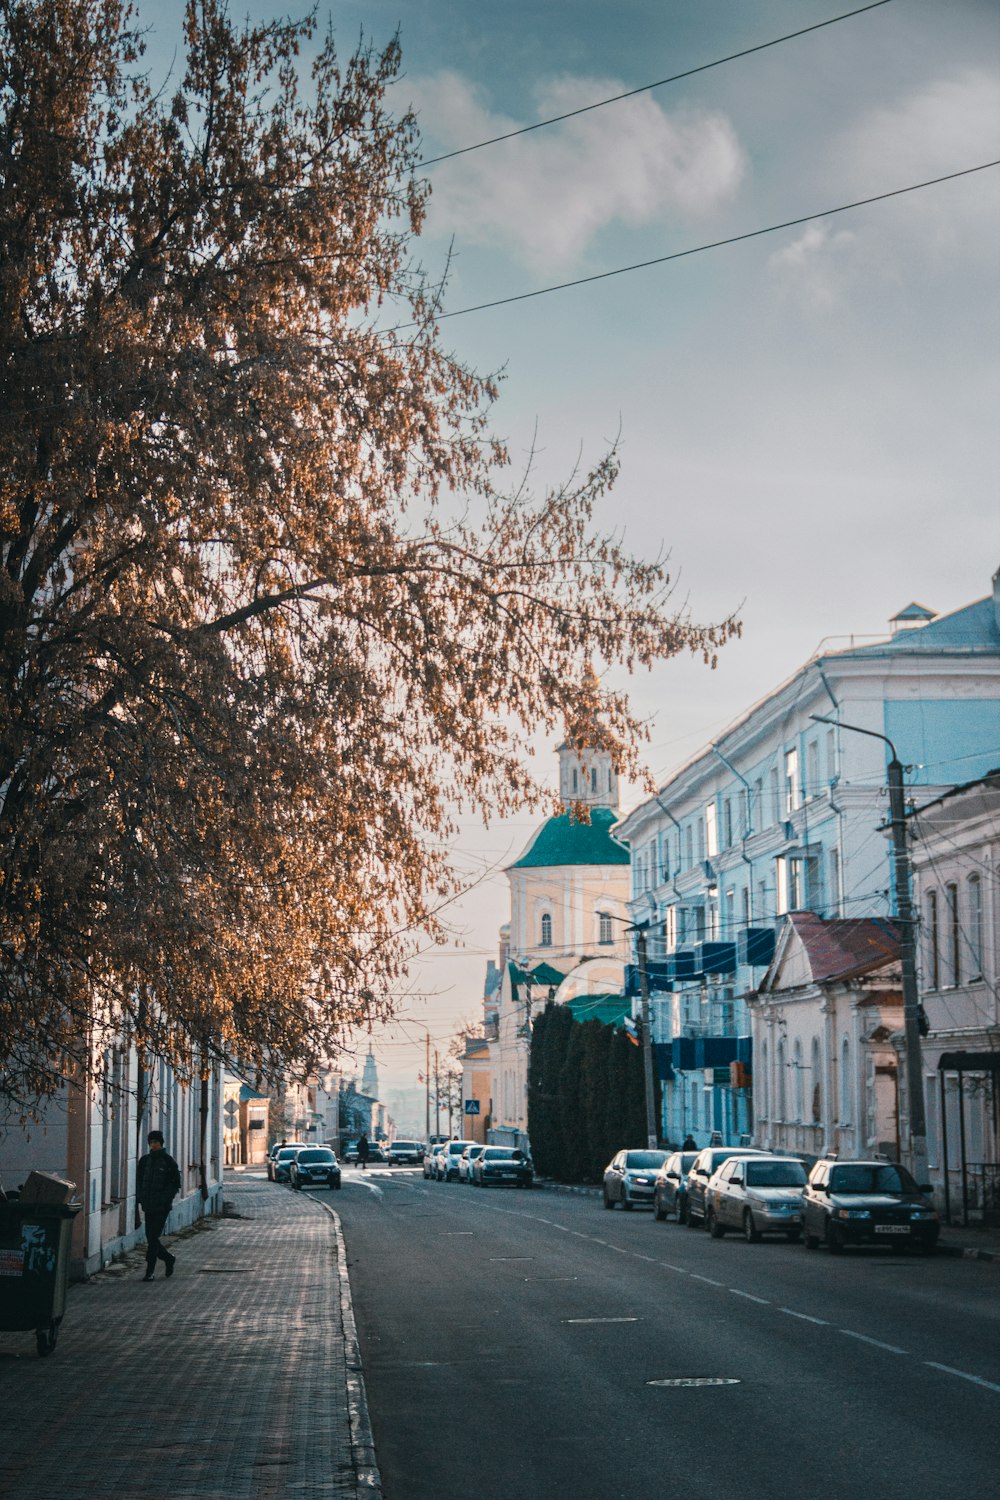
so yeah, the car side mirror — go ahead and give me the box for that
[731,1177,743,1187]
[918,1184,932,1195]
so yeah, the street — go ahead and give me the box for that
[334,1169,999,1500]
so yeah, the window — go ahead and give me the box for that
[685,825,694,869]
[784,747,800,815]
[776,857,789,915]
[741,886,751,926]
[806,739,819,800]
[591,766,598,793]
[828,847,840,916]
[840,1037,851,1123]
[724,888,736,935]
[598,912,613,946]
[826,727,837,783]
[759,1038,769,1119]
[968,875,983,977]
[540,913,552,947]
[723,798,733,849]
[793,1038,804,1121]
[705,801,718,857]
[776,1039,787,1120]
[665,905,677,951]
[769,767,781,825]
[810,1036,822,1123]
[572,768,578,793]
[752,780,762,834]
[946,883,960,987]
[925,889,940,989]
[697,816,705,861]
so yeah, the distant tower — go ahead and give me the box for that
[361,1048,379,1098]
[557,740,619,811]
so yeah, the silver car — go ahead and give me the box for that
[458,1144,485,1183]
[603,1149,668,1210]
[441,1140,476,1182]
[706,1155,808,1242]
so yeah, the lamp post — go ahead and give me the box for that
[809,715,928,1184]
[632,920,660,1150]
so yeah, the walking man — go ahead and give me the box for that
[357,1133,369,1171]
[137,1129,181,1281]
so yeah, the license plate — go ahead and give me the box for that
[874,1224,910,1234]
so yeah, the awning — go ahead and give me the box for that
[937,1051,1000,1072]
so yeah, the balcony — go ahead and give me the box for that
[694,940,737,976]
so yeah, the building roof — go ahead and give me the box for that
[565,993,631,1026]
[770,913,900,987]
[508,805,630,870]
[837,595,998,658]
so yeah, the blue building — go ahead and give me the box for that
[614,569,1000,1149]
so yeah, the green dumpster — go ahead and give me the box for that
[0,1201,80,1356]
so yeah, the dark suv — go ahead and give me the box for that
[802,1158,939,1254]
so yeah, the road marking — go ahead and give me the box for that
[690,1274,724,1287]
[564,1317,640,1324]
[839,1330,906,1355]
[647,1377,740,1388]
[925,1362,1000,1394]
[659,1263,688,1274]
[489,1256,533,1261]
[343,1176,383,1198]
[779,1308,829,1326]
[730,1289,770,1305]
[446,1231,474,1236]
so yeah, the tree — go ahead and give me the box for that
[0,1,737,1110]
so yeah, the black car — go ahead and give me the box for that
[652,1151,697,1222]
[471,1147,533,1188]
[289,1147,342,1191]
[802,1158,939,1253]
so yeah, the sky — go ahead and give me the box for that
[141,1,1000,1110]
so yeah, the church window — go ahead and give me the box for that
[598,912,613,945]
[540,913,552,947]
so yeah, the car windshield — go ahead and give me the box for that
[447,1142,470,1154]
[298,1150,334,1164]
[394,1142,419,1150]
[625,1151,667,1169]
[482,1149,513,1160]
[829,1164,919,1194]
[678,1154,696,1171]
[744,1161,807,1187]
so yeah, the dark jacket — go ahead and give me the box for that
[137,1150,181,1213]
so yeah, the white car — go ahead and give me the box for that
[440,1140,476,1182]
[387,1140,423,1166]
[458,1144,485,1183]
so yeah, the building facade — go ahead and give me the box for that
[488,739,631,1148]
[614,571,1000,1151]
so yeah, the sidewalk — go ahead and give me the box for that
[0,1172,381,1500]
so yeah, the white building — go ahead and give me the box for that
[614,570,1000,1151]
[909,771,1000,1223]
[488,739,631,1148]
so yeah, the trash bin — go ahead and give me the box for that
[0,1200,80,1356]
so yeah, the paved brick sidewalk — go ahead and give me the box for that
[0,1174,380,1500]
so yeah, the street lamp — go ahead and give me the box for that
[809,715,928,1184]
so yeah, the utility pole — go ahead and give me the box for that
[810,716,928,1184]
[633,923,659,1150]
[434,1050,441,1139]
[424,1030,431,1144]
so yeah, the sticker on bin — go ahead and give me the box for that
[0,1249,25,1277]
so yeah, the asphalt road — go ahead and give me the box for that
[329,1168,999,1500]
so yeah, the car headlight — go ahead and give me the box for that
[836,1208,871,1220]
[911,1208,937,1220]
[631,1176,652,1185]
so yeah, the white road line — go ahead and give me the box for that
[730,1289,770,1305]
[925,1362,1000,1394]
[690,1274,724,1286]
[840,1330,906,1355]
[659,1264,688,1274]
[564,1317,640,1324]
[779,1307,829,1326]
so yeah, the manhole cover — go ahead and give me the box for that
[647,1377,740,1388]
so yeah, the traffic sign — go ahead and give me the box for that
[463,1099,481,1115]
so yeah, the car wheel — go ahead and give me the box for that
[603,1191,615,1210]
[676,1199,687,1226]
[825,1221,844,1255]
[686,1206,701,1227]
[743,1211,762,1244]
[708,1211,725,1240]
[621,1193,634,1212]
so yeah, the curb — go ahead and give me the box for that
[309,1194,384,1498]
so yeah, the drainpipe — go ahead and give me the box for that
[710,745,756,919]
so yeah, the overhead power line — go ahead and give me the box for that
[416,0,896,169]
[416,160,1000,325]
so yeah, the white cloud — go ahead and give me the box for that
[410,71,746,269]
[767,222,863,307]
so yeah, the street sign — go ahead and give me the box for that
[463,1099,481,1115]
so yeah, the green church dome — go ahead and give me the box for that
[508,805,630,870]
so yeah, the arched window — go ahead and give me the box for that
[572,768,578,793]
[540,913,552,948]
[598,912,613,945]
[810,1036,822,1123]
[776,1039,787,1120]
[793,1038,804,1122]
[591,766,598,792]
[925,890,940,989]
[840,1037,851,1123]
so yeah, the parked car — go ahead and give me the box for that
[458,1144,486,1183]
[472,1147,533,1188]
[271,1144,308,1183]
[289,1147,342,1191]
[684,1146,769,1227]
[441,1140,476,1181]
[705,1155,807,1241]
[424,1143,447,1179]
[387,1140,423,1166]
[652,1151,697,1222]
[802,1158,940,1254]
[602,1149,669,1210]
